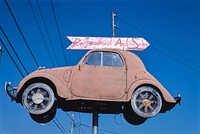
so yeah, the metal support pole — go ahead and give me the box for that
[70,112,74,134]
[112,12,116,37]
[92,113,99,134]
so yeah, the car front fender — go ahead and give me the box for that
[17,71,71,100]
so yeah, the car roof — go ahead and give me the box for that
[81,49,146,70]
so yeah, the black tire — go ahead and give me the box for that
[30,105,56,123]
[123,104,147,125]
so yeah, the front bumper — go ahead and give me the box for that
[174,92,181,106]
[5,82,17,102]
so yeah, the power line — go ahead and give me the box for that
[115,17,200,74]
[66,112,120,134]
[4,0,39,68]
[0,26,29,75]
[2,24,62,134]
[117,26,200,74]
[115,27,132,38]
[0,38,25,78]
[53,119,68,134]
[3,1,67,131]
[28,0,55,67]
[98,128,120,134]
[35,0,60,66]
[65,112,120,134]
[116,16,200,69]
[65,112,73,120]
[1,29,67,134]
[50,0,67,65]
[150,46,200,74]
[0,43,2,65]
[80,123,120,134]
[2,2,70,132]
[54,117,69,134]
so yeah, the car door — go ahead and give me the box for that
[71,51,127,100]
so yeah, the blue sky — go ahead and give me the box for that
[0,0,200,134]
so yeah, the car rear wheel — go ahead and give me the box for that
[22,82,56,123]
[131,86,162,118]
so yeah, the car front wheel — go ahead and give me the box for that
[22,82,56,123]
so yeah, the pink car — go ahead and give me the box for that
[5,49,181,125]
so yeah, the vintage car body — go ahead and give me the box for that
[5,49,181,125]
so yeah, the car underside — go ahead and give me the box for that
[5,81,179,125]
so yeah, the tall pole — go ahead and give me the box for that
[112,12,116,37]
[92,113,99,134]
[92,12,116,134]
[70,112,75,134]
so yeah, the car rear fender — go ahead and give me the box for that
[127,79,176,103]
[17,72,71,100]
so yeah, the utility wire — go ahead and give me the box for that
[65,112,119,134]
[98,128,120,134]
[116,19,200,74]
[65,112,73,120]
[3,1,67,131]
[80,123,120,134]
[116,16,200,68]
[0,26,29,75]
[54,117,69,134]
[2,2,68,132]
[115,27,132,38]
[1,28,65,134]
[0,45,2,65]
[1,26,65,133]
[35,0,60,66]
[4,0,39,68]
[50,0,67,65]
[150,46,200,74]
[53,119,68,134]
[0,38,25,78]
[66,112,119,134]
[28,0,55,67]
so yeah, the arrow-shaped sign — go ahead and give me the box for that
[67,36,150,50]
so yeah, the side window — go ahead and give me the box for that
[103,52,124,67]
[83,52,101,66]
[83,51,124,67]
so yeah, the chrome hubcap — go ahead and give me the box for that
[136,92,158,114]
[142,98,151,107]
[32,92,44,104]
